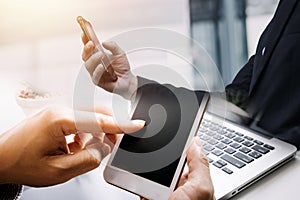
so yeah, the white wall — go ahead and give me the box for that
[0,0,191,103]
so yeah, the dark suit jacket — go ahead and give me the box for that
[136,0,300,149]
[226,0,300,149]
[138,0,300,149]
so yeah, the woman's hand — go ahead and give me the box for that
[0,106,144,187]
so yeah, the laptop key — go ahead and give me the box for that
[217,159,227,166]
[206,131,216,137]
[235,132,244,137]
[221,154,246,168]
[210,126,218,131]
[216,143,227,150]
[242,141,254,147]
[224,148,236,154]
[249,151,262,159]
[252,145,270,154]
[198,127,208,133]
[244,136,254,141]
[212,149,223,156]
[213,134,224,140]
[204,145,215,152]
[240,147,251,154]
[218,130,227,135]
[254,140,264,145]
[234,152,254,163]
[226,133,236,139]
[263,144,275,150]
[230,142,242,149]
[226,128,235,133]
[199,134,210,141]
[222,167,233,174]
[208,138,218,145]
[233,137,244,143]
[217,129,225,134]
[213,162,223,168]
[222,138,232,144]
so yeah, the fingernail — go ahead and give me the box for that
[132,120,146,127]
[119,119,145,133]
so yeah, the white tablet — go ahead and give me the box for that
[104,92,209,200]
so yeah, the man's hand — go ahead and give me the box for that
[141,137,215,200]
[169,137,215,200]
[81,35,138,100]
[0,106,144,187]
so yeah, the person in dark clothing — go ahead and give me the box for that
[82,0,300,150]
[226,0,300,149]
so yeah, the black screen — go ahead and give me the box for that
[111,84,204,186]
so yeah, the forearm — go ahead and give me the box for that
[0,131,12,184]
[225,55,255,110]
[0,130,24,200]
[0,121,27,185]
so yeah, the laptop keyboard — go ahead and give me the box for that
[198,119,275,175]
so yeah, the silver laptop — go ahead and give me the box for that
[198,98,297,200]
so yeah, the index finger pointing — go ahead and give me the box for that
[98,114,145,134]
[74,110,145,135]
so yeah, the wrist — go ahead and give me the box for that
[0,122,25,185]
[120,73,137,101]
[128,74,138,101]
[0,132,13,184]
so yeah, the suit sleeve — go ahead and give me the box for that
[0,184,23,200]
[136,76,206,108]
[133,77,207,128]
[225,55,255,110]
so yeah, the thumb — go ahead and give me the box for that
[186,137,214,199]
[169,138,214,200]
[186,137,210,180]
[50,143,110,182]
[102,41,124,55]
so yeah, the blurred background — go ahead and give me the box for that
[0,0,279,90]
[0,0,280,199]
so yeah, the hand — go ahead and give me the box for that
[141,137,215,200]
[0,106,145,187]
[81,35,138,100]
[169,137,215,200]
